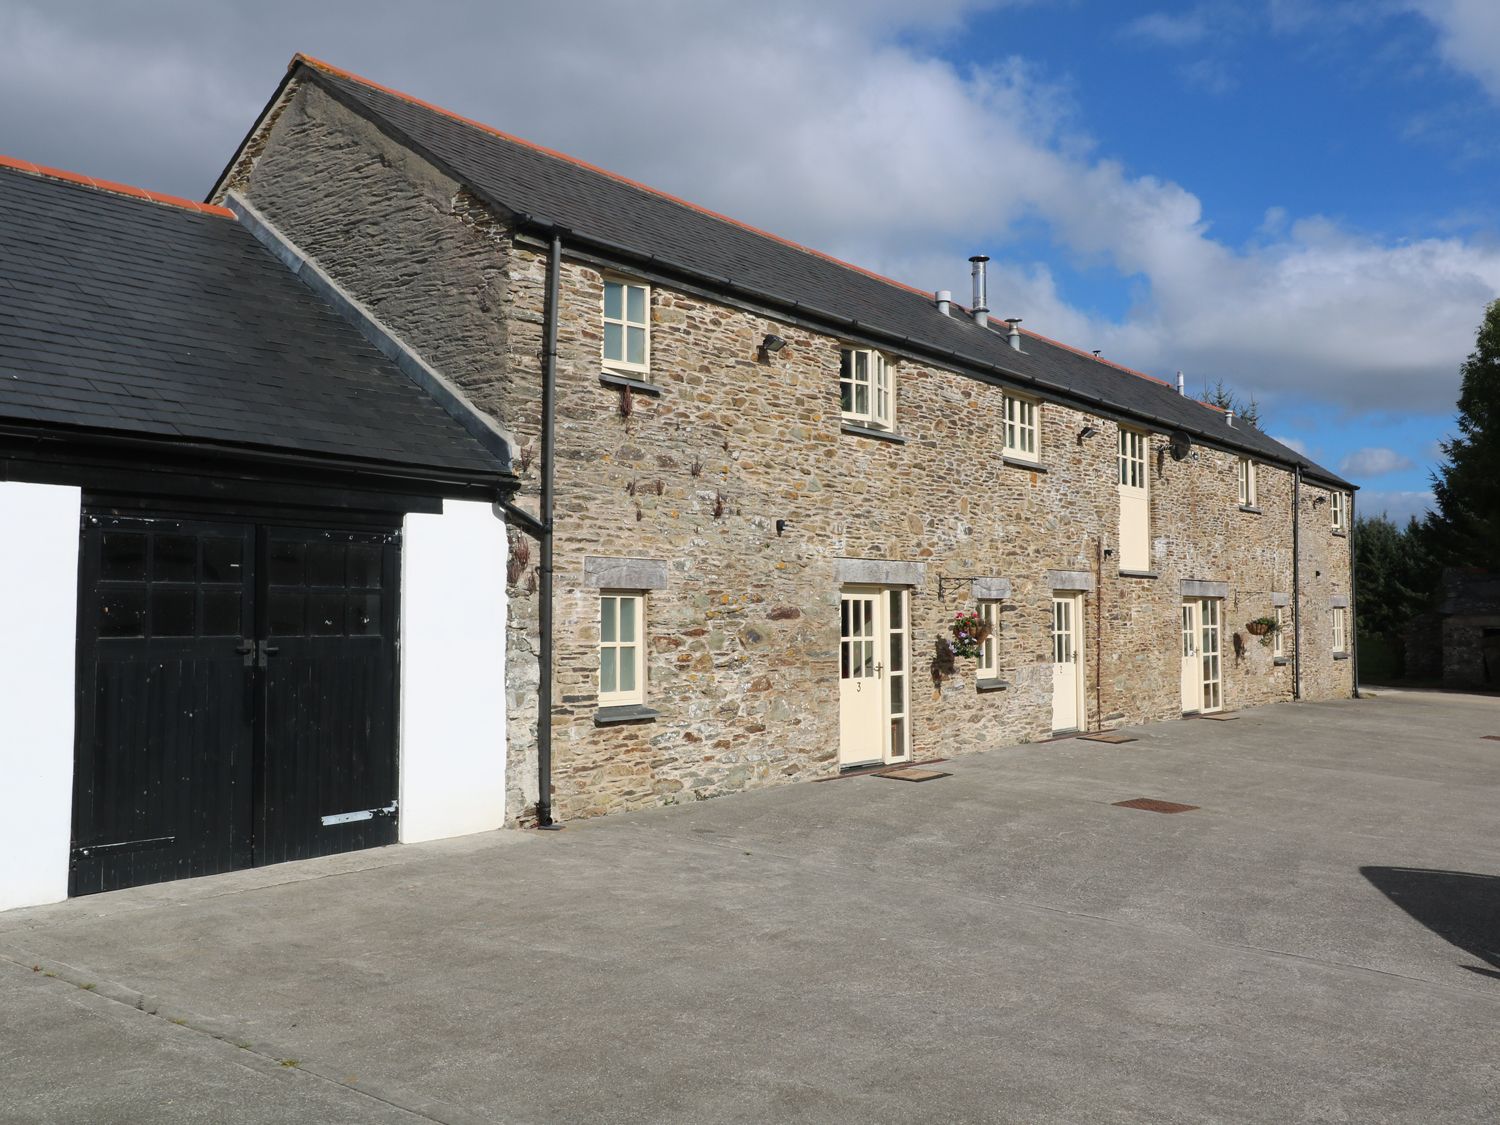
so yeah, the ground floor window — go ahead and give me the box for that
[1332,606,1348,655]
[977,600,1000,678]
[1274,605,1287,658]
[600,591,646,705]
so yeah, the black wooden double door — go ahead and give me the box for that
[71,510,401,896]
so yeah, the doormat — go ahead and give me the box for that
[1112,797,1199,813]
[1482,736,1500,742]
[878,767,951,782]
[1078,732,1137,744]
[1197,712,1239,721]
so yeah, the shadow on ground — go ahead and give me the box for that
[1362,866,1500,979]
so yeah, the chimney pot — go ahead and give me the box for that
[1176,370,1185,396]
[1005,317,1022,351]
[936,289,952,317]
[1226,409,1235,427]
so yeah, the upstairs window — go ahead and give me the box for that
[1237,458,1258,507]
[840,348,894,431]
[1330,491,1348,532]
[599,592,646,706]
[1004,396,1039,461]
[1119,429,1147,489]
[603,279,650,373]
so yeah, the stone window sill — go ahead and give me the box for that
[594,704,661,726]
[1332,529,1347,538]
[976,677,1010,693]
[840,422,907,444]
[600,371,663,396]
[1239,504,1262,515]
[1119,570,1159,580]
[1001,456,1048,473]
[1333,652,1350,661]
[1273,657,1290,666]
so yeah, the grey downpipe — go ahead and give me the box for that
[1292,466,1302,700]
[536,234,561,827]
[1349,491,1360,699]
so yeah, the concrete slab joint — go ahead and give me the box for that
[584,556,669,590]
[1182,579,1229,599]
[835,558,926,588]
[1047,570,1094,592]
[971,577,1012,601]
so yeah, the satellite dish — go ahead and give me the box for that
[1169,431,1192,462]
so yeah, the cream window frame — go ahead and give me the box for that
[840,347,894,431]
[1273,605,1286,658]
[1003,395,1039,461]
[1331,606,1347,655]
[1330,491,1348,532]
[602,278,650,375]
[1119,428,1148,489]
[1238,458,1258,507]
[977,601,1000,678]
[599,591,647,706]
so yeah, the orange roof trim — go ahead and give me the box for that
[0,154,234,218]
[289,53,1187,403]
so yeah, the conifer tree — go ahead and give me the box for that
[1427,300,1500,568]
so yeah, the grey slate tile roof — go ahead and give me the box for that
[0,163,506,479]
[296,56,1350,490]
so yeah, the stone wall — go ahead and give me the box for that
[1297,483,1359,701]
[230,80,1355,825]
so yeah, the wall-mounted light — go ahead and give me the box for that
[759,334,788,362]
[1077,424,1099,444]
[1311,495,1327,506]
[775,519,790,537]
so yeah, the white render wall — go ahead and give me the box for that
[0,481,80,911]
[399,498,509,843]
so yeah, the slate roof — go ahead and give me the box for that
[282,54,1350,490]
[0,158,507,481]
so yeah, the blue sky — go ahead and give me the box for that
[1,0,1496,524]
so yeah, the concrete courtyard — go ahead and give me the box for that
[2,689,1497,1124]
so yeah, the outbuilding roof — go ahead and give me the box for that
[238,54,1350,490]
[0,157,508,483]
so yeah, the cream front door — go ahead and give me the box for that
[1180,600,1204,713]
[1200,598,1223,713]
[838,588,910,767]
[1051,593,1084,732]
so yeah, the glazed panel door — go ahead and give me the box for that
[1200,599,1223,713]
[839,589,885,767]
[1180,600,1204,713]
[1051,593,1083,732]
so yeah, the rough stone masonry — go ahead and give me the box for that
[221,76,1354,825]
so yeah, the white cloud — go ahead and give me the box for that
[1272,434,1311,456]
[1122,10,1213,46]
[1340,447,1416,476]
[1408,0,1500,101]
[1358,489,1436,524]
[0,0,1494,422]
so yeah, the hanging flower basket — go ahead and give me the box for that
[950,610,990,659]
[1246,616,1280,646]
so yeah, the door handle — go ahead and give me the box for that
[258,640,280,667]
[236,640,256,668]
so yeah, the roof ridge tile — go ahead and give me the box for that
[0,154,235,219]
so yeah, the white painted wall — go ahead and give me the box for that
[399,498,508,843]
[0,482,80,911]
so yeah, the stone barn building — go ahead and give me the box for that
[213,55,1357,827]
[0,53,1358,910]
